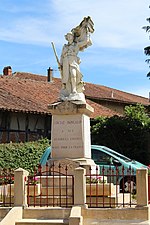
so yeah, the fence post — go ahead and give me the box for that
[74,167,86,206]
[136,168,148,207]
[14,168,29,207]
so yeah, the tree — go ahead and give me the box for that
[91,104,150,164]
[124,104,150,126]
[143,6,150,79]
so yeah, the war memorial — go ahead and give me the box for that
[0,17,149,225]
[49,16,96,172]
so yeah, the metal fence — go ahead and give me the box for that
[27,164,74,207]
[86,165,136,208]
[0,168,14,207]
[0,165,138,208]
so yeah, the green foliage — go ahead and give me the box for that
[124,104,150,126]
[0,138,50,173]
[91,104,150,165]
[143,6,150,79]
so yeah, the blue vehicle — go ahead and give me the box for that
[91,145,146,192]
[40,145,146,192]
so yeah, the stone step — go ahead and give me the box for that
[3,194,74,207]
[15,218,69,225]
[0,207,11,220]
[86,193,131,208]
[41,187,73,195]
[23,207,71,220]
[27,196,73,207]
[2,184,73,196]
[37,176,73,187]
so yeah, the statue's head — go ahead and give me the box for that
[65,32,74,42]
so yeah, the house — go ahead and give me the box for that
[0,66,149,143]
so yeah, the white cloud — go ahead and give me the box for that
[0,18,51,45]
[0,0,149,49]
[0,0,149,99]
[51,0,149,49]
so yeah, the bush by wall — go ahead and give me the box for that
[0,138,50,173]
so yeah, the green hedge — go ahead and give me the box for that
[0,138,50,173]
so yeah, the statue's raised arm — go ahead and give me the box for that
[59,16,94,102]
[72,16,94,51]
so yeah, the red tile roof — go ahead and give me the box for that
[14,72,149,105]
[86,99,121,117]
[85,82,149,105]
[0,72,148,118]
[0,74,59,114]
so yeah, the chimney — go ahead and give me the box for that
[47,67,53,82]
[3,66,12,76]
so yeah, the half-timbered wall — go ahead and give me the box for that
[0,111,51,143]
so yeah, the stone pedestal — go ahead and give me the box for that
[48,101,94,159]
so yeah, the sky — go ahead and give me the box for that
[0,0,149,98]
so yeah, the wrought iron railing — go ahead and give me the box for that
[27,163,74,207]
[0,168,14,207]
[86,165,136,208]
[0,165,138,208]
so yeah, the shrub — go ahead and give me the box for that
[0,138,50,173]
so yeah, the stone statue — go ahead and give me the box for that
[59,16,94,102]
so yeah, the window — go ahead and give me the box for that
[92,149,114,165]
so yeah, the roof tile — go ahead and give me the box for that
[0,72,148,118]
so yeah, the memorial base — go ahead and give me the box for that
[48,157,97,175]
[48,101,94,159]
